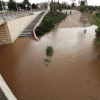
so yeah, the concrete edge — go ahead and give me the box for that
[0,74,17,100]
[33,11,48,41]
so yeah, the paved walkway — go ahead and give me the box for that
[58,12,83,28]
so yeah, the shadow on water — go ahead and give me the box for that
[0,37,33,99]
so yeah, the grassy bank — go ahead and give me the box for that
[35,12,67,36]
[92,12,100,26]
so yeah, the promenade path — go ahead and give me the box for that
[58,11,83,28]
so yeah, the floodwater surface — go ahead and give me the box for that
[0,26,100,100]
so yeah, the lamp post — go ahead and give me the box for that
[30,0,32,13]
[39,0,43,11]
[42,2,43,11]
[15,1,18,11]
[48,0,50,12]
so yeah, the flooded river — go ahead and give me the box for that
[0,26,100,100]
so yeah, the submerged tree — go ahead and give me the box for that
[46,46,54,56]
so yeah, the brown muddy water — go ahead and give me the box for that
[0,26,100,100]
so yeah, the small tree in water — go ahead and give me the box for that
[46,46,54,56]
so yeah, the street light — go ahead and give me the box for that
[43,2,44,11]
[30,0,32,13]
[48,0,50,12]
[15,1,18,11]
[39,0,44,11]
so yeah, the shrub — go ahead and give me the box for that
[96,12,100,18]
[35,28,44,36]
[35,12,67,36]
[92,14,100,26]
[46,46,54,56]
[95,26,100,39]
[80,8,85,13]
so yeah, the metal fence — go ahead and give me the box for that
[0,10,34,19]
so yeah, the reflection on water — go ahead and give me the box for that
[0,25,100,100]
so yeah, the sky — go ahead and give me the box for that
[3,0,100,6]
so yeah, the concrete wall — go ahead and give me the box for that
[0,22,11,45]
[0,12,41,45]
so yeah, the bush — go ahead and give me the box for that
[80,8,85,13]
[92,14,100,26]
[96,12,100,18]
[35,28,44,36]
[35,12,67,36]
[46,46,54,56]
[95,26,100,39]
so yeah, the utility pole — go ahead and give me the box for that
[48,0,50,12]
[15,1,18,11]
[30,0,32,13]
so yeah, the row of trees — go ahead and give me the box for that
[0,0,38,11]
[1,0,100,11]
[9,0,38,10]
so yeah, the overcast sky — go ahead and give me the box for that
[3,0,100,6]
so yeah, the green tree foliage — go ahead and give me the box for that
[35,12,66,36]
[96,12,100,18]
[62,1,68,9]
[58,3,62,11]
[46,46,54,56]
[80,7,85,13]
[58,0,62,11]
[8,0,16,10]
[50,0,58,15]
[67,5,71,9]
[23,0,30,10]
[78,0,87,6]
[71,3,75,8]
[78,0,87,12]
[32,3,37,9]
[95,26,100,40]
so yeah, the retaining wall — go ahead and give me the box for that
[0,12,41,45]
